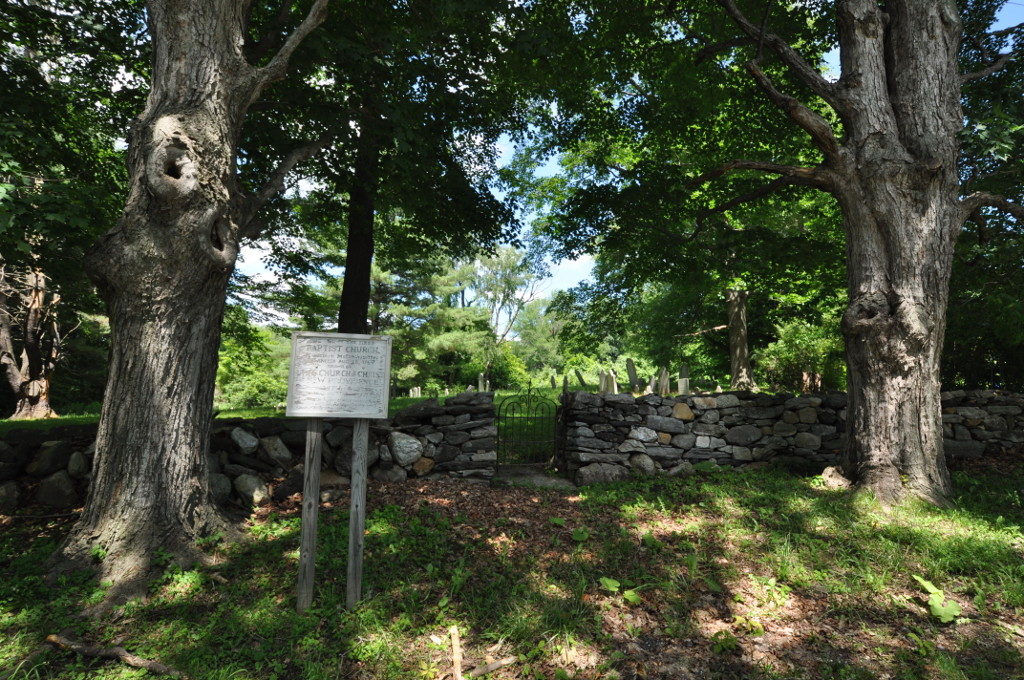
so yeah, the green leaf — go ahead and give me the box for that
[927,592,962,623]
[912,575,940,595]
[548,517,566,526]
[571,528,590,542]
[598,577,620,592]
[622,589,642,605]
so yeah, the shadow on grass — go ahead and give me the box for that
[1,466,1023,679]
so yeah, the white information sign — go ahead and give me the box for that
[286,332,392,419]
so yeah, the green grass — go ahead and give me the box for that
[2,467,1023,679]
[0,414,101,436]
[0,395,463,436]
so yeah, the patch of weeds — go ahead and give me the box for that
[710,630,741,654]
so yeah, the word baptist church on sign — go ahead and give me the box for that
[285,331,393,612]
[286,332,392,419]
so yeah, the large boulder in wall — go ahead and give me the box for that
[25,441,73,477]
[234,474,269,506]
[0,480,19,514]
[388,432,423,467]
[34,470,79,509]
[0,441,30,481]
[258,436,292,468]
[575,463,630,486]
[230,428,260,455]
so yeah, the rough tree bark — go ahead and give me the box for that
[52,0,330,595]
[337,110,383,335]
[725,289,757,391]
[0,267,65,419]
[714,0,1024,504]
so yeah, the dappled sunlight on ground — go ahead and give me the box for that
[2,467,1023,679]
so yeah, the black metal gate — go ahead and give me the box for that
[496,389,558,466]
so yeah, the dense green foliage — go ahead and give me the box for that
[0,1,146,416]
[2,0,1023,420]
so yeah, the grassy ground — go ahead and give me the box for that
[0,388,564,437]
[2,466,1023,680]
[0,397,448,436]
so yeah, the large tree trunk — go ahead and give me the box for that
[337,115,382,334]
[838,179,956,506]
[52,0,327,596]
[832,0,962,505]
[726,289,757,391]
[715,0,994,505]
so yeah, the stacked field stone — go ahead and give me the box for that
[0,391,497,513]
[941,389,1024,458]
[561,390,845,485]
[390,391,497,481]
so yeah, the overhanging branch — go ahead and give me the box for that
[697,176,793,223]
[960,192,1024,221]
[962,52,1015,82]
[990,21,1024,39]
[716,0,840,109]
[963,21,1023,82]
[241,129,335,234]
[745,62,841,161]
[690,159,833,190]
[250,0,329,101]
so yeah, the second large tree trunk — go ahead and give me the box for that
[337,114,382,334]
[838,176,956,506]
[726,289,757,391]
[11,378,56,420]
[831,0,962,506]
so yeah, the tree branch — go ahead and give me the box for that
[694,37,749,64]
[250,0,329,101]
[716,0,839,108]
[744,61,841,161]
[676,324,728,338]
[246,2,295,63]
[690,159,833,189]
[960,192,1024,221]
[697,176,797,223]
[45,634,186,678]
[990,21,1024,39]
[242,130,335,234]
[962,51,1016,82]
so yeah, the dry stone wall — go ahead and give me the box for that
[559,389,1024,485]
[0,391,496,514]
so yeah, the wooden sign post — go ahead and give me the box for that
[286,332,392,613]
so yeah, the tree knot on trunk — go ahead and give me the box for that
[842,290,892,336]
[199,209,239,270]
[145,117,199,200]
[21,379,44,398]
[893,297,934,353]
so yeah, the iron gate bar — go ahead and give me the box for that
[496,388,558,466]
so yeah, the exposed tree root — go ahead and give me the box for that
[45,634,187,677]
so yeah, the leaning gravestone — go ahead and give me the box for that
[287,332,392,613]
[626,358,640,393]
